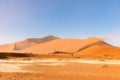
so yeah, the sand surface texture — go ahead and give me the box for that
[0,58,120,80]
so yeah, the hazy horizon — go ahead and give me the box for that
[0,0,120,46]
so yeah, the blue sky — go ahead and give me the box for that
[0,0,120,46]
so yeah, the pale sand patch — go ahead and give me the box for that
[69,59,120,65]
[39,59,61,62]
[0,63,26,72]
[39,58,120,65]
[0,60,33,72]
[1,58,120,72]
[40,62,65,66]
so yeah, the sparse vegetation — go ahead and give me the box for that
[58,58,62,60]
[104,54,110,57]
[0,52,36,59]
[52,51,74,56]
[76,57,80,58]
[102,64,109,68]
[99,59,104,61]
[104,54,113,58]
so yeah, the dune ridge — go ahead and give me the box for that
[0,35,120,59]
[20,37,103,54]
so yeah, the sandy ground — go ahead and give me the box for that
[1,58,120,80]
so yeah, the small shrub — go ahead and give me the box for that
[76,57,80,58]
[58,58,62,60]
[102,64,108,68]
[104,54,110,57]
[104,54,113,58]
[99,59,104,61]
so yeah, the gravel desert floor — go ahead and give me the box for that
[1,58,120,80]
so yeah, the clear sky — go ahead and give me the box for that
[0,0,120,46]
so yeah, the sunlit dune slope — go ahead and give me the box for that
[20,37,102,54]
[0,35,59,52]
[0,44,14,52]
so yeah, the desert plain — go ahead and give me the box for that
[0,35,120,80]
[0,58,120,80]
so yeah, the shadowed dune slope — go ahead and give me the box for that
[20,37,103,54]
[14,35,59,50]
[75,42,120,57]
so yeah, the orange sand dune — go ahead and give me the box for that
[75,42,120,58]
[0,44,14,52]
[20,37,102,54]
[0,35,59,52]
[14,35,59,50]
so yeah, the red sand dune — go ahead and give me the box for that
[20,37,103,54]
[75,42,120,58]
[1,35,120,58]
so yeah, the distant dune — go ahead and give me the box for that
[1,35,120,59]
[14,35,59,50]
[0,44,14,52]
[75,42,120,59]
[20,37,103,54]
[0,35,59,52]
